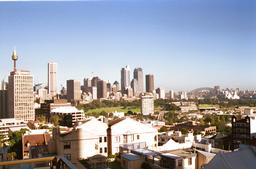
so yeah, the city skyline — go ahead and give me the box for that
[0,0,255,91]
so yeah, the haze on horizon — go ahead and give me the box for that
[0,0,255,91]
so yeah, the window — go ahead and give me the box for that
[137,135,140,140]
[178,160,182,167]
[131,134,134,141]
[124,135,128,143]
[115,136,120,143]
[99,137,102,143]
[64,142,71,149]
[188,158,192,165]
[104,136,107,142]
[100,148,103,153]
[64,154,71,161]
[104,147,107,153]
[154,135,157,141]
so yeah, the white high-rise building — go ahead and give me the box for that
[156,88,165,99]
[170,90,175,99]
[48,62,57,97]
[121,65,131,94]
[141,93,154,116]
[8,50,35,121]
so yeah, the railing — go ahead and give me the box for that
[0,156,77,169]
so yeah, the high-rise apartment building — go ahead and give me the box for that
[141,93,154,116]
[48,62,57,97]
[145,74,154,93]
[67,80,81,102]
[133,68,144,95]
[8,50,35,121]
[121,65,131,94]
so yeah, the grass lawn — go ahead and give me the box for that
[85,106,141,114]
[198,104,219,109]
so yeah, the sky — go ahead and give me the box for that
[0,0,255,91]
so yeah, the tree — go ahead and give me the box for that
[7,152,16,161]
[181,128,189,135]
[50,115,60,126]
[159,126,168,132]
[8,128,28,159]
[164,111,178,124]
[37,114,46,123]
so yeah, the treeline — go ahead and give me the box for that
[154,99,181,111]
[197,98,256,108]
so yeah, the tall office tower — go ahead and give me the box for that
[38,88,48,103]
[91,76,100,87]
[131,79,138,97]
[141,93,154,116]
[0,80,8,118]
[91,86,97,100]
[134,68,144,95]
[112,81,120,93]
[145,74,155,93]
[156,88,165,99]
[121,65,131,94]
[180,91,188,100]
[67,80,81,102]
[48,62,57,97]
[8,50,35,121]
[169,90,175,100]
[83,78,92,92]
[97,80,107,99]
[107,82,111,93]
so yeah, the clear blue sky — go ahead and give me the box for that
[0,0,255,91]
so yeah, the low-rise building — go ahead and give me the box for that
[55,118,108,167]
[107,117,158,155]
[50,106,85,126]
[160,149,196,169]
[0,118,28,140]
[204,145,256,169]
[22,130,51,159]
[231,115,256,150]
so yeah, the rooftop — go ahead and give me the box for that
[51,106,82,114]
[122,153,140,161]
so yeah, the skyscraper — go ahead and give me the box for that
[91,76,100,87]
[48,62,57,97]
[131,79,138,97]
[97,80,107,99]
[67,80,81,102]
[156,88,165,99]
[145,74,154,93]
[121,65,131,94]
[0,80,8,118]
[83,78,92,92]
[133,67,144,95]
[8,50,35,121]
